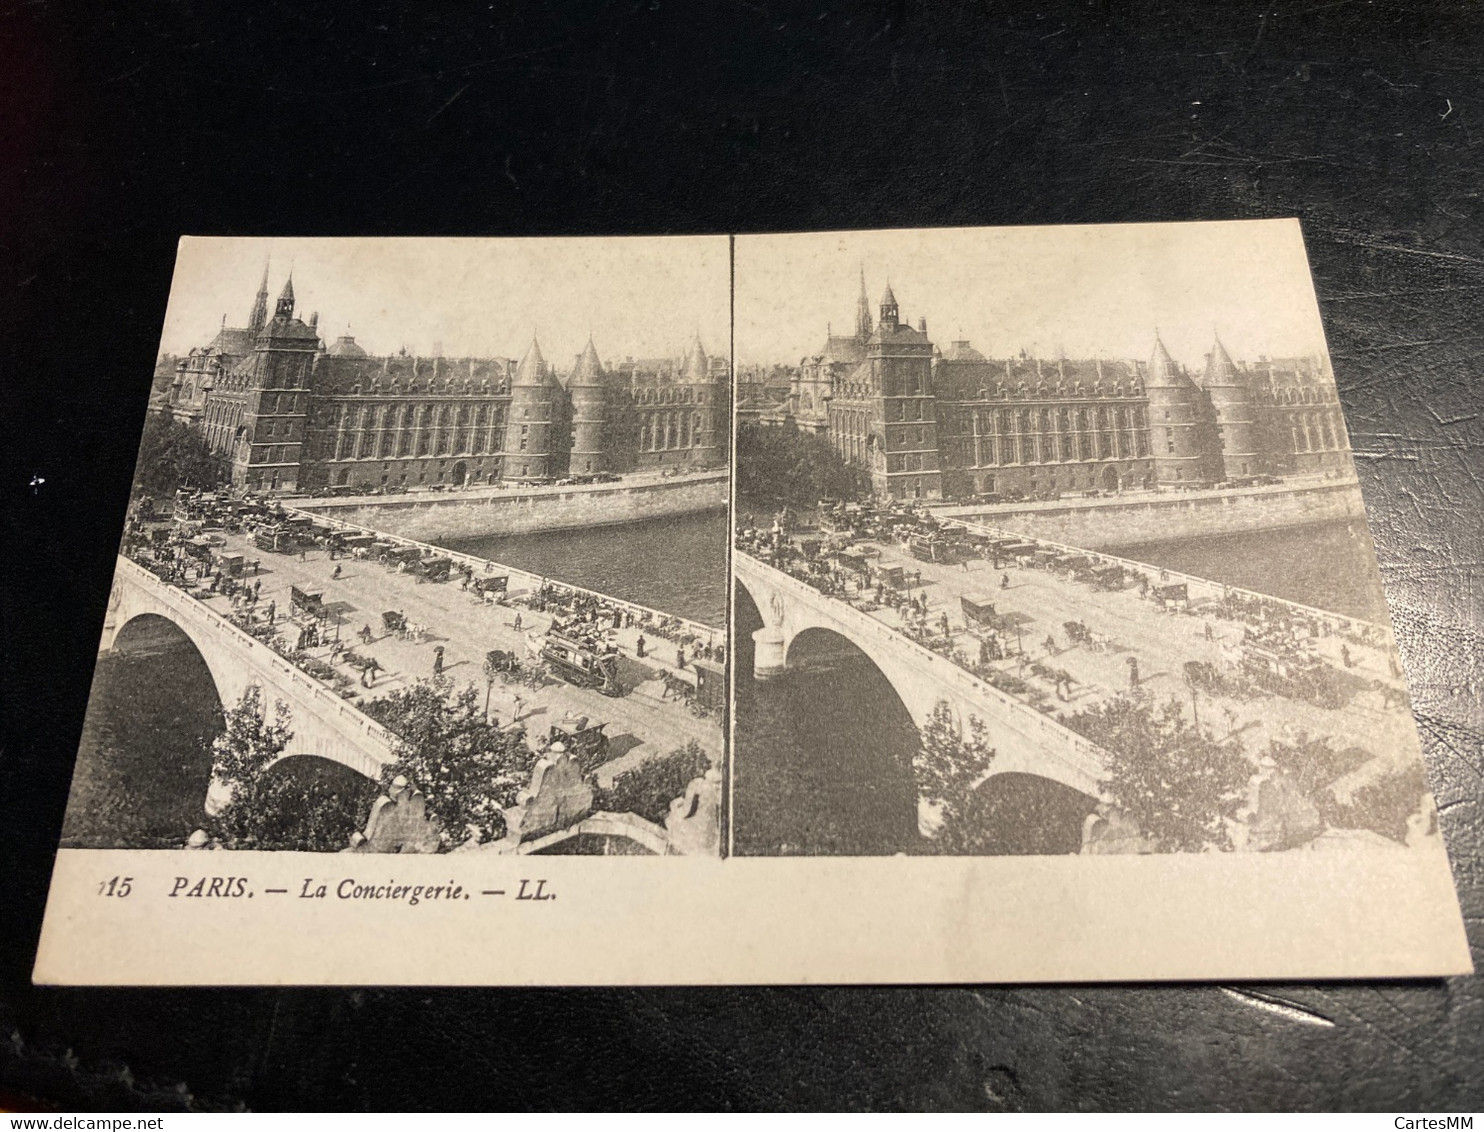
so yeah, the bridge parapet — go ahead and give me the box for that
[735,552,1107,796]
[286,506,725,648]
[108,555,398,781]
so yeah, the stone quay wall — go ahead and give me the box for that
[294,469,727,543]
[937,478,1367,553]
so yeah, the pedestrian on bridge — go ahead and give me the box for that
[433,646,445,677]
[676,646,686,670]
[1127,656,1141,689]
[360,624,373,644]
[1001,573,1010,590]
[513,612,523,632]
[636,634,647,659]
[266,601,275,625]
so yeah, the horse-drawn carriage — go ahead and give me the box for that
[961,594,999,631]
[1152,582,1190,610]
[472,575,509,602]
[691,658,724,716]
[383,545,423,570]
[543,715,610,770]
[290,585,326,621]
[414,555,453,582]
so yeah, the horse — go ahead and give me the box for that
[659,670,694,702]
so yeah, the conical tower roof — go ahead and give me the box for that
[1203,333,1240,387]
[514,337,553,386]
[881,282,897,307]
[683,334,709,381]
[1145,332,1195,389]
[571,337,605,386]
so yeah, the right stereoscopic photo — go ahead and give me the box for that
[731,221,1438,859]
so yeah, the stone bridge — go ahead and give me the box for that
[102,556,398,792]
[735,551,1107,798]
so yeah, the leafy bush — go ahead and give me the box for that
[596,741,711,825]
[364,678,537,847]
[1063,694,1251,852]
[208,686,372,851]
[133,409,226,497]
[737,420,869,507]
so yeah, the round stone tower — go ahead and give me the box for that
[1201,333,1258,480]
[1144,332,1207,487]
[568,337,608,475]
[502,338,557,481]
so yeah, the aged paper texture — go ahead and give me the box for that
[34,224,1470,985]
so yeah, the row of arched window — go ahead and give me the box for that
[330,401,507,461]
[639,411,703,451]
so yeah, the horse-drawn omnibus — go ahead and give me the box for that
[540,630,622,697]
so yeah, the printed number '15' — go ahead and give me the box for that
[98,876,133,898]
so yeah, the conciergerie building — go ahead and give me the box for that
[166,268,729,493]
[779,273,1351,501]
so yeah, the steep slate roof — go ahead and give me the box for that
[1202,334,1240,387]
[682,335,709,381]
[514,338,557,387]
[1144,333,1198,390]
[570,337,606,386]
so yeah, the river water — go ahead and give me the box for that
[443,509,728,628]
[733,518,1395,858]
[63,509,729,849]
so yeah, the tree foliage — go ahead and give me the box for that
[363,677,537,847]
[1064,694,1251,852]
[736,420,869,508]
[134,410,226,497]
[208,685,372,851]
[596,740,712,825]
[914,700,997,853]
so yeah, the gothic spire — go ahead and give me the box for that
[248,256,270,333]
[274,273,296,320]
[855,265,873,340]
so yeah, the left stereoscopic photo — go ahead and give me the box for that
[63,236,730,858]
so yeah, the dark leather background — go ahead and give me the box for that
[1,0,1480,1111]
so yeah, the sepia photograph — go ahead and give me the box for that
[61,236,729,859]
[732,221,1440,860]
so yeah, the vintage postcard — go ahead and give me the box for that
[34,223,1470,985]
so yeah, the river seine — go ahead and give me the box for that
[444,508,728,628]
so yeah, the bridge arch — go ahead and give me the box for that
[64,612,224,847]
[732,578,920,855]
[733,553,1107,803]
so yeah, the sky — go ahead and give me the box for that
[159,236,731,367]
[734,220,1333,370]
